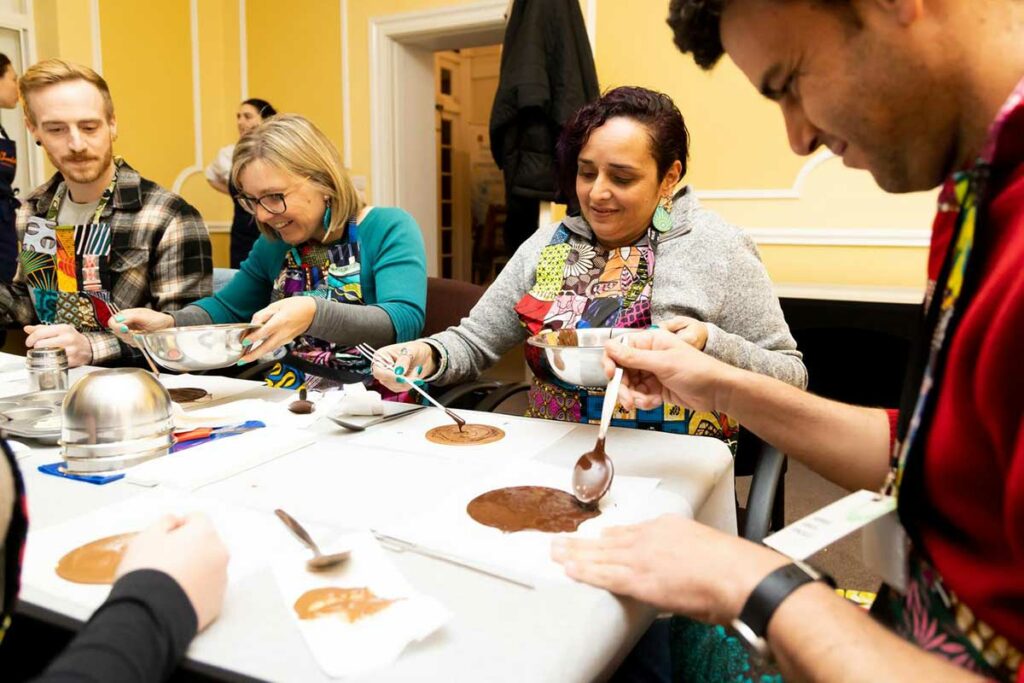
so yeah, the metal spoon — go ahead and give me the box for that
[274,508,351,571]
[572,363,622,509]
[131,333,161,377]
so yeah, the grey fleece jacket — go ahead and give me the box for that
[427,186,807,389]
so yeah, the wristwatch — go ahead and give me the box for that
[731,560,836,661]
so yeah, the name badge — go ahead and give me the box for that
[763,489,896,560]
[862,508,909,592]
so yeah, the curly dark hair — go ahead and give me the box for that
[556,86,690,206]
[666,0,854,70]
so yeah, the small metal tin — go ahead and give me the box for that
[26,347,69,392]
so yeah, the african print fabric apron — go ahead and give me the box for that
[869,79,1024,681]
[514,223,738,449]
[19,164,119,330]
[262,220,372,391]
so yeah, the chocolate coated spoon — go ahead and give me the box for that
[572,363,621,509]
[275,508,351,571]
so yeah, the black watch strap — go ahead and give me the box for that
[733,561,835,658]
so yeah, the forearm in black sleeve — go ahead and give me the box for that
[34,569,198,683]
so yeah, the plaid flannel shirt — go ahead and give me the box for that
[1,159,213,364]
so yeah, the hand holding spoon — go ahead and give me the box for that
[275,508,351,571]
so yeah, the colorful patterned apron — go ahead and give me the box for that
[870,80,1024,681]
[20,164,120,330]
[262,220,374,392]
[514,222,738,449]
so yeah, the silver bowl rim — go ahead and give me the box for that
[137,322,261,341]
[525,328,639,351]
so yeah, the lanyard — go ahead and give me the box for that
[289,217,359,267]
[45,163,118,225]
[883,77,1024,502]
[884,170,981,500]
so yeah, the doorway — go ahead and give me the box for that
[369,1,506,279]
[434,46,505,283]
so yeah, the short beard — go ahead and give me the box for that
[51,141,114,186]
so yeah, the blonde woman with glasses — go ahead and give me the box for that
[111,114,427,391]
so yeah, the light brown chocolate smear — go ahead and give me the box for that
[168,387,209,403]
[293,587,396,622]
[467,486,600,533]
[555,328,579,346]
[56,532,138,584]
[425,423,504,446]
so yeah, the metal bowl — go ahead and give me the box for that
[61,368,174,473]
[138,323,260,371]
[526,327,639,388]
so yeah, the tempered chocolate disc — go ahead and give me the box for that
[467,486,600,533]
[293,586,396,622]
[168,387,209,403]
[56,532,138,584]
[425,423,504,446]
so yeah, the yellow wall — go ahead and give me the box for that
[246,0,344,152]
[32,0,935,287]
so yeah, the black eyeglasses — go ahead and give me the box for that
[236,191,291,215]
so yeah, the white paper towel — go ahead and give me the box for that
[126,428,315,490]
[272,531,450,678]
[377,460,672,587]
[22,491,322,614]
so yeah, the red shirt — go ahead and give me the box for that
[921,159,1024,653]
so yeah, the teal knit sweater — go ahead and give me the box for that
[191,207,426,342]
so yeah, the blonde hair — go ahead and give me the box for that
[19,59,115,125]
[231,113,363,241]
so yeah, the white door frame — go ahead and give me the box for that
[368,0,507,276]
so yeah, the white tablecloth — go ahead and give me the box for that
[8,355,736,682]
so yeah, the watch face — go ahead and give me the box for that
[730,618,772,662]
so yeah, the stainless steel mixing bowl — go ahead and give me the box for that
[137,323,260,372]
[61,368,174,473]
[526,327,640,388]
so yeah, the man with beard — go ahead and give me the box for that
[4,59,211,367]
[553,1,1024,681]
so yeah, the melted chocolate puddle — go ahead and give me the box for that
[293,586,397,622]
[56,532,138,584]
[168,387,209,403]
[426,423,504,446]
[467,486,600,533]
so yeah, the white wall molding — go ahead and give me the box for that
[238,0,248,100]
[695,149,837,200]
[746,226,930,248]
[17,1,43,188]
[89,0,102,73]
[171,0,204,194]
[340,0,351,168]
[206,220,231,234]
[773,283,925,304]
[369,0,507,206]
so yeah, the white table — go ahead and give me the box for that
[8,358,736,683]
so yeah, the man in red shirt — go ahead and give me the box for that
[552,1,1024,681]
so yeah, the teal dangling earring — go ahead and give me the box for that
[322,202,332,232]
[652,195,673,232]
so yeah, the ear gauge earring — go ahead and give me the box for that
[652,195,673,232]
[34,139,41,147]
